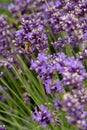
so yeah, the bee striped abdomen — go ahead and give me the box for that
[52,111,61,127]
[25,42,32,53]
[55,117,61,127]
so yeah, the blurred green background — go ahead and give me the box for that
[0,0,12,15]
[0,0,12,3]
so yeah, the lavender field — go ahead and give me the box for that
[0,0,87,130]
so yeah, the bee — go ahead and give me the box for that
[52,111,61,127]
[55,117,61,127]
[25,42,32,53]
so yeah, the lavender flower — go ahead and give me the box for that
[3,1,87,129]
[8,0,34,16]
[0,15,12,56]
[15,0,33,13]
[52,37,65,52]
[31,52,65,94]
[63,87,87,129]
[61,57,87,88]
[31,53,54,80]
[14,14,48,54]
[8,3,19,18]
[0,126,6,130]
[0,86,8,103]
[53,53,87,88]
[44,79,64,94]
[43,0,87,49]
[31,52,86,91]
[77,44,87,61]
[0,4,7,9]
[72,87,87,105]
[54,99,62,110]
[0,15,18,73]
[33,105,54,128]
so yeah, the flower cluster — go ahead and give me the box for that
[52,38,65,52]
[0,15,12,57]
[77,44,87,61]
[33,105,54,128]
[0,15,18,71]
[63,87,87,129]
[60,56,87,88]
[14,14,48,54]
[0,0,87,129]
[8,0,34,18]
[31,52,64,94]
[31,52,86,92]
[44,0,87,48]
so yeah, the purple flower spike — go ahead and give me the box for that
[54,99,62,110]
[33,105,54,128]
[0,125,6,130]
[63,87,87,129]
